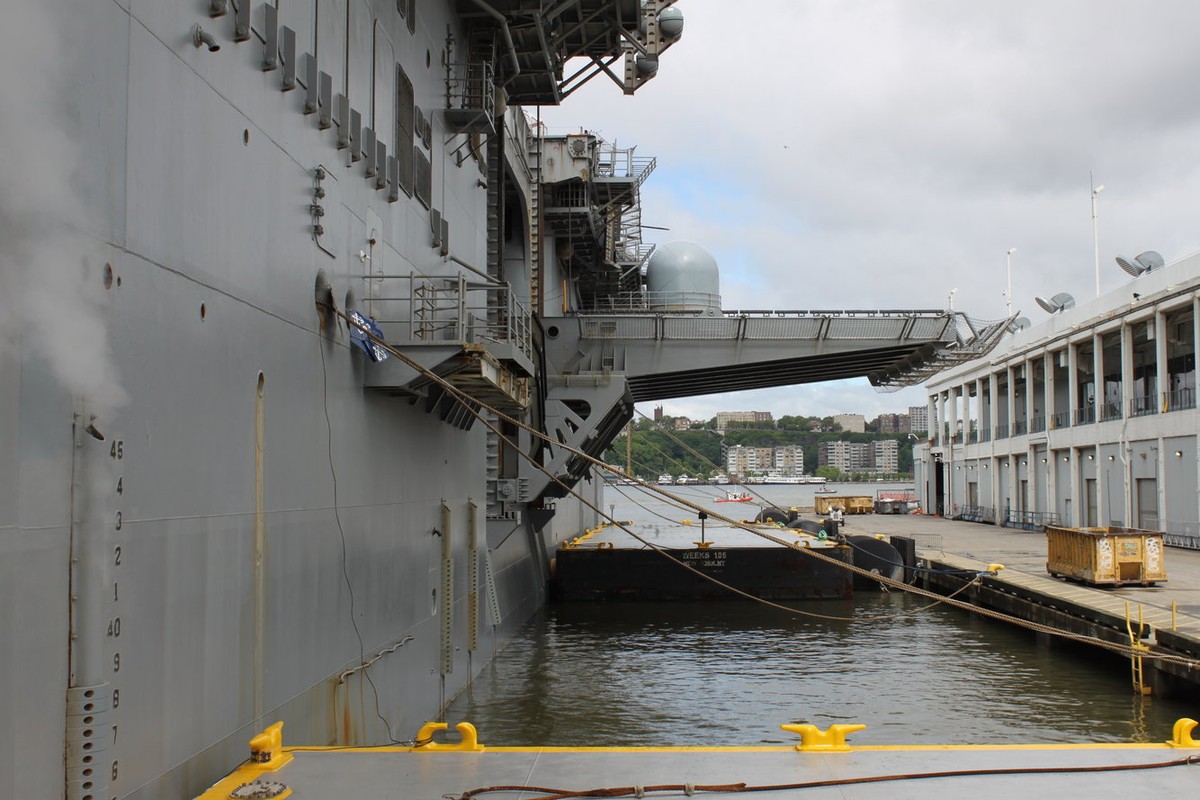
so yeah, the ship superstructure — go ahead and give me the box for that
[0,3,1002,799]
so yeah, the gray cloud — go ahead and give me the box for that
[541,1,1200,418]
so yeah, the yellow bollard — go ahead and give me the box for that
[780,722,867,752]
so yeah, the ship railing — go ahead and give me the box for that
[1074,405,1096,425]
[444,61,495,135]
[1029,414,1046,433]
[363,273,532,361]
[1010,419,1027,437]
[1050,410,1071,430]
[994,423,1009,440]
[594,142,657,185]
[1101,399,1123,421]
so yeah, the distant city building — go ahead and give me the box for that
[725,443,805,476]
[875,413,910,433]
[715,410,774,431]
[725,444,757,476]
[774,445,805,476]
[653,405,664,421]
[820,440,894,474]
[871,439,899,474]
[832,413,866,433]
[908,405,929,434]
[673,417,692,431]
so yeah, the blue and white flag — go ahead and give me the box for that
[347,308,389,362]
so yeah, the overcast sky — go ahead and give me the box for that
[540,0,1200,422]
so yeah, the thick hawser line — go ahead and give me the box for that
[1,4,1006,799]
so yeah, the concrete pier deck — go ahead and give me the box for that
[846,514,1200,693]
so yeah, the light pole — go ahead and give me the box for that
[948,287,958,311]
[1005,247,1017,317]
[1091,174,1105,298]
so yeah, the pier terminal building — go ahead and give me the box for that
[914,252,1199,546]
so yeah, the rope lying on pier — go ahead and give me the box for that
[454,754,1200,799]
[333,308,1200,668]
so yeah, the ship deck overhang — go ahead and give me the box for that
[542,310,1011,400]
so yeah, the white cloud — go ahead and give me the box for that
[544,1,1200,417]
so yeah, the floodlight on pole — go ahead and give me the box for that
[1091,173,1105,298]
[1005,247,1017,317]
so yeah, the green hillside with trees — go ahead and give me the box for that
[602,415,915,480]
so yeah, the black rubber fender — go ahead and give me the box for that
[756,507,789,525]
[787,518,825,534]
[847,535,905,589]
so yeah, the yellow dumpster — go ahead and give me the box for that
[1045,526,1167,587]
[814,496,873,515]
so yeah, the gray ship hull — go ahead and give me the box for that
[1,4,987,797]
[1,3,602,798]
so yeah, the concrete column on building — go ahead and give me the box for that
[1195,296,1200,530]
[943,389,952,445]
[1009,451,1020,520]
[945,389,954,444]
[1025,355,1035,431]
[1044,351,1055,430]
[1070,447,1083,526]
[934,392,943,445]
[1006,365,1016,437]
[988,372,999,440]
[1121,320,1134,420]
[958,385,966,442]
[974,377,983,444]
[1067,342,1079,422]
[1094,375,1105,527]
[1155,309,1168,413]
[1121,322,1134,518]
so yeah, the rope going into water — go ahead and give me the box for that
[333,308,1200,667]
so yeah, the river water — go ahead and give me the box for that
[445,482,1194,746]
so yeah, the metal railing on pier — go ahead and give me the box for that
[1164,521,1200,551]
[955,505,997,525]
[1002,510,1061,531]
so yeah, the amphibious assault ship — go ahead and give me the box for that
[0,3,1006,798]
